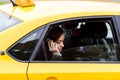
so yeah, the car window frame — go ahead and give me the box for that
[7,26,45,63]
[112,16,120,60]
[29,25,49,62]
[113,16,120,46]
[30,16,120,63]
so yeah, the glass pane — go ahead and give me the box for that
[0,11,21,32]
[8,28,43,61]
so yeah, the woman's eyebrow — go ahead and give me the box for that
[58,40,63,42]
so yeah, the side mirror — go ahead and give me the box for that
[0,51,5,55]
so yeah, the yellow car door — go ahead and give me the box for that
[28,16,120,80]
[28,63,120,80]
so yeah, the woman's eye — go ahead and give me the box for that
[56,41,61,44]
[56,42,60,44]
[56,40,63,44]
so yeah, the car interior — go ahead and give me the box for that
[61,21,118,61]
[33,20,119,61]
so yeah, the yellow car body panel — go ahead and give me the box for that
[0,59,28,80]
[0,1,120,80]
[28,63,120,80]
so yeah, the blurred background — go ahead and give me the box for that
[0,0,120,5]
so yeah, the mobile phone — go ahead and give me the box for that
[47,38,52,42]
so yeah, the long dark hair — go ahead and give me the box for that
[47,26,65,42]
[45,26,65,60]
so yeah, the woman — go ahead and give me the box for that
[47,26,65,61]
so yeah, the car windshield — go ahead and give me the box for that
[0,11,22,32]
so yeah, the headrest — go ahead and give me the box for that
[63,22,78,30]
[79,22,108,39]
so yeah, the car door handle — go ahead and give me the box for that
[46,77,57,80]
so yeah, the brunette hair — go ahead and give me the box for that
[47,26,65,42]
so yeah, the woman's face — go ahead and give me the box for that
[55,33,65,52]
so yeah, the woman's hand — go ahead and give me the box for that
[48,39,60,54]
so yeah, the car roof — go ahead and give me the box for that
[0,1,120,21]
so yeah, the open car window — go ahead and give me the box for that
[62,21,119,61]
[33,17,120,62]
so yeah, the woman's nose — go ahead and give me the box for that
[61,42,64,47]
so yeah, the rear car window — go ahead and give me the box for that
[0,11,22,32]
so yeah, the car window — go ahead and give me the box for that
[8,28,44,61]
[0,11,22,32]
[62,21,119,61]
[33,17,120,62]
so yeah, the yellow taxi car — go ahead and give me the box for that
[1,0,120,80]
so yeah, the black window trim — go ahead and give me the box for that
[29,25,49,62]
